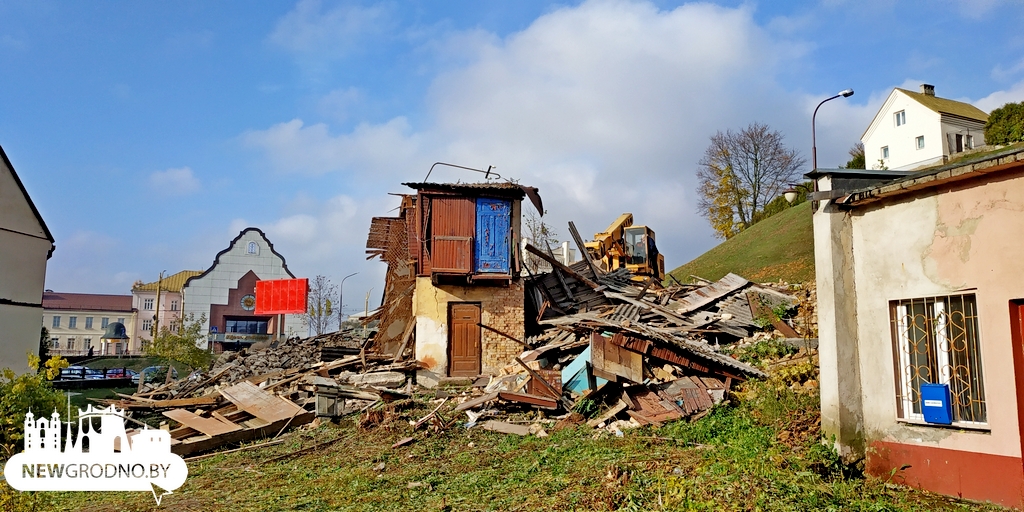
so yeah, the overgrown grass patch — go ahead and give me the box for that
[21,385,1003,511]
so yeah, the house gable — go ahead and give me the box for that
[0,144,54,249]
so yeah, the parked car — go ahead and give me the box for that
[104,368,139,380]
[133,366,178,385]
[59,366,104,380]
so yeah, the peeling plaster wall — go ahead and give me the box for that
[413,276,524,386]
[851,172,1024,458]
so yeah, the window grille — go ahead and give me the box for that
[890,294,986,424]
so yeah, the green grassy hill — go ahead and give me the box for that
[667,201,814,285]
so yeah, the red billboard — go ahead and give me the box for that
[255,278,308,315]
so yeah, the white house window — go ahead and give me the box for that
[891,294,986,425]
[916,136,925,149]
[84,338,92,350]
[68,316,77,329]
[965,135,974,150]
[85,317,93,329]
[51,338,59,349]
[142,319,153,332]
[67,337,76,350]
[171,300,179,311]
[895,110,906,126]
[101,317,110,328]
[881,146,889,159]
[247,241,258,254]
[52,316,60,328]
[144,298,154,310]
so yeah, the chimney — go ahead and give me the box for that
[920,84,935,96]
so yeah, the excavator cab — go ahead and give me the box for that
[623,226,664,281]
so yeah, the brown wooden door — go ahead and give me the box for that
[449,303,481,377]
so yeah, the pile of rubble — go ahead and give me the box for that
[98,333,421,457]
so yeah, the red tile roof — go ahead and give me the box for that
[42,292,134,312]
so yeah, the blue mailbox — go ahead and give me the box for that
[920,383,953,425]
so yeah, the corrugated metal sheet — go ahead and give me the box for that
[431,196,474,274]
[674,273,749,314]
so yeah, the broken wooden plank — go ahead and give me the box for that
[391,320,417,363]
[172,411,316,457]
[163,409,242,437]
[480,420,531,436]
[590,332,643,384]
[219,381,305,423]
[497,391,559,410]
[525,244,599,289]
[586,399,628,428]
[455,392,500,412]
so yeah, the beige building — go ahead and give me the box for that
[810,147,1024,507]
[0,144,55,372]
[42,292,136,356]
[131,270,201,350]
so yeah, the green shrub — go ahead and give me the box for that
[1,355,67,459]
[984,101,1024,145]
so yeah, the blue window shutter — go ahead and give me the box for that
[475,198,511,273]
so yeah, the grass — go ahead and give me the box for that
[15,382,998,512]
[667,201,814,285]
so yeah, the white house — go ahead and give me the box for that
[0,144,55,372]
[862,84,988,171]
[182,228,304,350]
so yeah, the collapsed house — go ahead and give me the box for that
[364,180,803,428]
[99,182,807,457]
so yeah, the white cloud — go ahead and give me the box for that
[149,167,200,195]
[270,0,394,58]
[240,118,423,177]
[317,87,363,122]
[976,79,1024,112]
[247,0,881,268]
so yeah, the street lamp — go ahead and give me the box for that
[338,272,358,328]
[812,88,854,171]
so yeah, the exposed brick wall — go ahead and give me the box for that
[478,281,525,373]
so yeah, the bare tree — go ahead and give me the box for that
[522,209,559,273]
[304,275,338,336]
[697,122,805,238]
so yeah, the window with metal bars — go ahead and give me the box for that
[890,294,986,425]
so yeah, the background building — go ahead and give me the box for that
[862,84,988,171]
[42,292,135,356]
[131,270,201,350]
[0,144,55,372]
[183,227,304,351]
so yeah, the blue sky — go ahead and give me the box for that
[3,0,1023,316]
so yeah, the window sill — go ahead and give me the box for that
[896,418,990,433]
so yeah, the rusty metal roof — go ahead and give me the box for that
[42,292,134,312]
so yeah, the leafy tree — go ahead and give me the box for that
[843,142,865,169]
[145,313,213,373]
[305,275,338,336]
[984,101,1024,145]
[697,123,805,239]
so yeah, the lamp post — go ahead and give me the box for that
[338,272,358,328]
[812,89,854,171]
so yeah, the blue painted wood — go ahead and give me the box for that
[475,198,511,273]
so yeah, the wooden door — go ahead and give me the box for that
[449,303,481,377]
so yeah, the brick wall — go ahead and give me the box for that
[478,281,525,373]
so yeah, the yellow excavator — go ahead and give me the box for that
[584,213,665,282]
